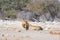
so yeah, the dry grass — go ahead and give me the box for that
[50,31,60,35]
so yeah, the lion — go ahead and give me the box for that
[21,19,29,30]
[21,19,43,30]
[29,24,43,31]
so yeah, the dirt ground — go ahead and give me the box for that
[0,20,60,40]
[0,30,60,40]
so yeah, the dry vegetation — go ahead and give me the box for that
[0,0,60,19]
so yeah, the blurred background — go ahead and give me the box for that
[0,0,60,22]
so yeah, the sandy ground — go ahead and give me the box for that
[0,20,60,30]
[0,30,60,40]
[0,20,60,40]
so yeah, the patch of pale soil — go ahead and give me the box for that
[0,30,60,40]
[0,20,60,40]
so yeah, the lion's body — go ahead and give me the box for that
[29,24,43,30]
[21,19,43,30]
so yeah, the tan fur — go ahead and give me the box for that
[21,19,28,28]
[21,19,43,30]
[29,24,43,30]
